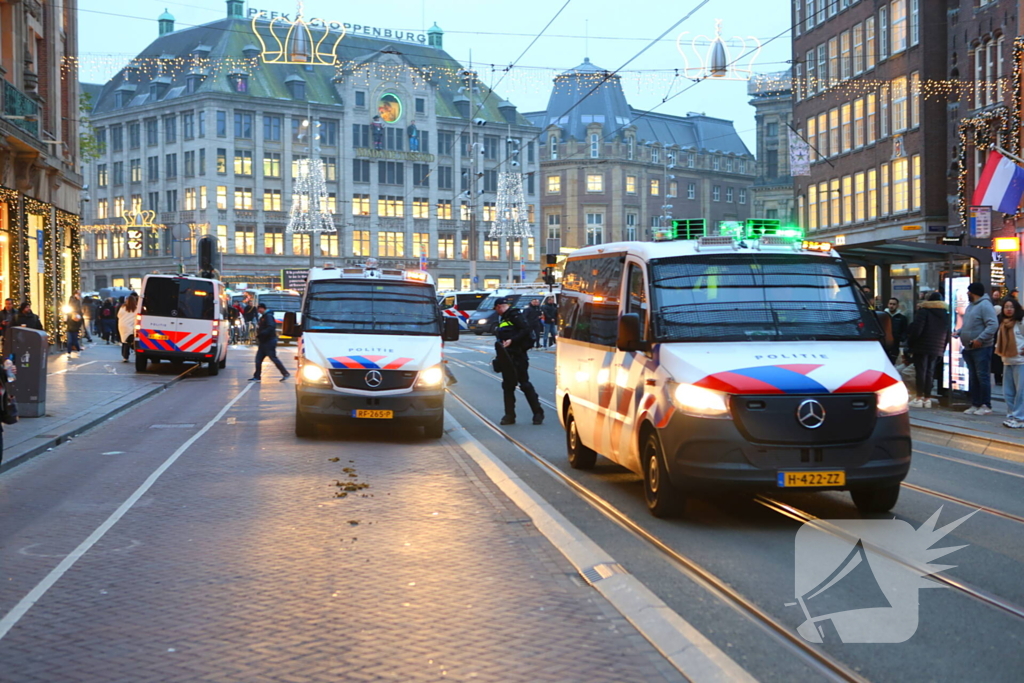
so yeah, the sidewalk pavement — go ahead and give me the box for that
[0,341,195,472]
[909,385,1024,460]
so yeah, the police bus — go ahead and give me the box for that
[283,260,459,438]
[555,219,911,517]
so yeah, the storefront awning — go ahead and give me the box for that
[836,239,992,266]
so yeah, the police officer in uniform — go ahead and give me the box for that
[493,297,544,425]
[249,303,291,383]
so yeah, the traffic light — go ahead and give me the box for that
[543,267,556,286]
[198,235,220,279]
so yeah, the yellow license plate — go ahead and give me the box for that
[352,409,393,419]
[778,470,845,487]
[149,333,169,340]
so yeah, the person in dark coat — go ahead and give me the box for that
[65,309,83,354]
[541,296,558,348]
[492,297,544,425]
[907,291,951,408]
[68,292,91,343]
[15,303,42,330]
[98,298,117,343]
[249,303,290,382]
[523,298,544,349]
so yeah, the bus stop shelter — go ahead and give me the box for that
[835,238,993,302]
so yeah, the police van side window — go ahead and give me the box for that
[561,256,623,346]
[627,264,648,337]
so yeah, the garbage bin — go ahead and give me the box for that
[9,327,48,417]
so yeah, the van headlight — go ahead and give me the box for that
[300,362,330,386]
[671,383,731,419]
[876,382,909,416]
[416,364,444,388]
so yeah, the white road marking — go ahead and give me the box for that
[48,361,98,376]
[0,382,254,642]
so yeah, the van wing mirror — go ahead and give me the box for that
[442,316,460,342]
[617,312,645,352]
[283,311,302,337]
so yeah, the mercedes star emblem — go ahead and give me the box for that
[796,399,826,429]
[364,370,383,388]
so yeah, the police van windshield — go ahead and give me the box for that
[303,281,440,336]
[142,278,215,320]
[650,254,880,342]
[258,293,301,312]
[477,294,519,311]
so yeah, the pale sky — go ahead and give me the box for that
[77,0,794,152]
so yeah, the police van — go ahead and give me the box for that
[135,274,230,375]
[256,289,303,344]
[556,220,911,517]
[437,290,491,332]
[468,286,555,335]
[283,260,460,438]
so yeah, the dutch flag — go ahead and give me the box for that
[972,149,1024,214]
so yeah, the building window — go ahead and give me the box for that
[184,188,197,211]
[625,213,637,241]
[352,124,370,149]
[687,183,696,200]
[549,135,558,160]
[97,164,108,187]
[415,97,426,114]
[590,133,600,159]
[890,0,907,55]
[547,174,561,194]
[911,155,921,211]
[322,157,337,181]
[413,197,430,219]
[586,174,603,192]
[352,193,370,216]
[840,30,851,80]
[817,182,828,228]
[352,231,370,257]
[546,213,561,240]
[829,178,840,226]
[263,115,282,142]
[234,112,253,139]
[413,163,430,187]
[263,189,282,211]
[867,168,878,220]
[879,6,889,61]
[483,170,498,193]
[865,17,877,70]
[378,161,405,185]
[626,136,635,160]
[712,155,719,171]
[880,163,890,215]
[183,151,195,177]
[669,181,678,197]
[234,150,253,176]
[854,172,865,222]
[412,232,429,258]
[112,161,124,185]
[806,0,816,31]
[264,152,281,178]
[128,122,141,148]
[318,233,338,257]
[216,186,228,210]
[234,187,253,210]
[853,98,865,148]
[650,179,660,196]
[585,213,603,245]
[817,112,828,157]
[216,148,227,175]
[828,108,839,156]
[97,199,108,219]
[726,187,734,203]
[891,77,908,133]
[482,202,496,222]
[909,0,919,46]
[130,159,142,183]
[378,231,405,257]
[165,154,177,179]
[853,23,864,74]
[351,159,371,183]
[377,195,404,217]
[321,120,338,146]
[355,91,366,108]
[841,103,852,152]
[910,71,920,128]
[264,225,285,255]
[866,93,877,144]
[652,147,660,164]
[712,186,721,202]
[828,37,839,86]
[437,234,455,260]
[235,226,255,254]
[842,176,852,224]
[892,158,909,212]
[147,192,159,212]
[738,188,746,205]
[625,175,637,194]
[437,199,452,220]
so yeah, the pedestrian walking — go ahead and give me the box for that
[249,303,290,382]
[65,308,83,355]
[995,298,1024,428]
[117,293,139,362]
[541,296,558,348]
[242,296,257,344]
[68,292,92,343]
[15,303,42,330]
[492,297,544,425]
[0,298,17,352]
[956,282,998,415]
[907,291,950,408]
[524,298,544,349]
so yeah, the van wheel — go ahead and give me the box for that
[424,415,444,438]
[218,356,227,369]
[208,361,219,376]
[135,355,147,372]
[851,485,901,514]
[642,431,684,518]
[473,331,483,336]
[565,407,597,470]
[296,408,315,438]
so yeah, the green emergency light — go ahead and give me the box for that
[718,221,745,238]
[743,219,804,240]
[670,218,707,240]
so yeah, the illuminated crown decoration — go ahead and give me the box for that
[676,20,761,82]
[251,3,345,66]
[122,209,160,229]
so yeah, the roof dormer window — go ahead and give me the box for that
[549,135,558,160]
[228,72,249,93]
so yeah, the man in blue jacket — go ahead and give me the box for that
[957,282,998,415]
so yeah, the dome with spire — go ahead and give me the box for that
[532,57,632,142]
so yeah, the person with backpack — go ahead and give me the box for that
[98,298,117,343]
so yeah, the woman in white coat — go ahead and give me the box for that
[117,293,139,362]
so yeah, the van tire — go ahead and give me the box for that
[295,408,315,438]
[473,331,483,336]
[218,356,227,369]
[565,407,597,470]
[851,485,901,514]
[642,430,684,518]
[135,355,147,372]
[425,415,444,438]
[208,361,219,376]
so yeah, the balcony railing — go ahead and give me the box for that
[2,81,39,137]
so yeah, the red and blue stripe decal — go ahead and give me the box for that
[695,364,828,395]
[328,355,414,370]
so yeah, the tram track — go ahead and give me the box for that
[446,387,867,683]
